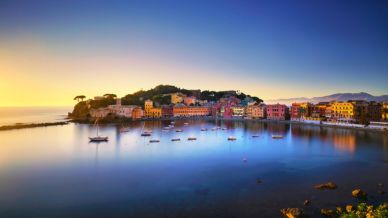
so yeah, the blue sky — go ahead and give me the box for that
[0,0,387,105]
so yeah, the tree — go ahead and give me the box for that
[73,95,86,102]
[103,94,117,99]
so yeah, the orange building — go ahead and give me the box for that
[246,104,266,119]
[132,107,144,120]
[173,105,211,117]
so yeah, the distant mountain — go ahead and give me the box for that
[264,92,388,105]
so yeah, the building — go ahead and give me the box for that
[331,101,355,122]
[311,102,330,120]
[132,107,143,120]
[144,99,162,118]
[383,102,388,121]
[231,106,245,117]
[173,105,211,117]
[90,108,111,118]
[171,92,186,104]
[290,102,313,121]
[246,104,266,119]
[184,96,196,106]
[161,105,173,117]
[368,101,382,121]
[348,100,368,122]
[266,104,289,120]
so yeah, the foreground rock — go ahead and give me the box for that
[314,182,337,190]
[352,189,367,200]
[280,208,306,218]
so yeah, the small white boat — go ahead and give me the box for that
[141,132,152,136]
[272,135,284,139]
[89,119,108,142]
[228,136,237,141]
[149,139,160,143]
[211,127,217,131]
[184,122,189,125]
[170,121,175,124]
[201,128,208,131]
[176,129,183,132]
[171,138,181,141]
[163,126,171,130]
[222,128,227,130]
[188,137,197,141]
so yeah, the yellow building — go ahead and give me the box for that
[382,102,388,121]
[331,102,355,121]
[144,100,162,118]
[171,92,186,104]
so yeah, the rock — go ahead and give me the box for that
[346,205,353,212]
[378,190,385,195]
[303,200,310,206]
[320,208,336,217]
[336,207,343,213]
[314,182,337,190]
[280,208,304,218]
[378,183,384,187]
[352,188,367,199]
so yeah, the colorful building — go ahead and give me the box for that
[331,102,355,121]
[368,101,382,121]
[266,104,289,120]
[290,102,313,121]
[161,106,173,117]
[144,99,162,118]
[382,102,388,121]
[132,107,143,120]
[311,102,330,119]
[171,92,186,104]
[173,105,211,117]
[231,106,245,117]
[246,104,266,119]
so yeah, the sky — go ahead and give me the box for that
[0,0,387,106]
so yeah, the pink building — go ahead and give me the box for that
[266,104,289,120]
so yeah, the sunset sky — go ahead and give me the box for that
[1,0,387,106]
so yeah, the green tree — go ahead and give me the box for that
[73,95,86,102]
[103,94,117,99]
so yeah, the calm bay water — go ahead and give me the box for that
[0,120,387,217]
[0,107,71,126]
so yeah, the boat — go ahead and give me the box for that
[211,127,217,131]
[170,121,175,124]
[222,127,227,130]
[228,136,237,141]
[176,129,183,132]
[252,135,260,138]
[89,119,109,142]
[272,135,284,139]
[188,137,197,141]
[200,128,208,131]
[171,138,181,141]
[141,131,152,136]
[149,139,160,143]
[163,126,171,130]
[184,122,189,125]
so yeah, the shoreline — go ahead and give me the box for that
[70,117,388,134]
[0,121,69,131]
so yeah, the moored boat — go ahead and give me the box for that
[272,135,284,139]
[89,119,109,142]
[176,129,183,132]
[149,139,160,143]
[188,137,197,141]
[228,136,236,141]
[171,138,181,141]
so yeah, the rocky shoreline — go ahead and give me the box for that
[0,121,69,131]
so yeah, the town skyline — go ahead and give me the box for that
[1,0,388,106]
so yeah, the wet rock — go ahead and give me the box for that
[346,205,353,212]
[378,190,385,195]
[303,200,310,206]
[336,207,342,213]
[352,189,367,200]
[280,208,305,218]
[314,182,337,190]
[320,208,336,217]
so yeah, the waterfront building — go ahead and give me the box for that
[90,108,111,118]
[311,102,330,119]
[290,102,313,121]
[144,99,162,118]
[172,105,211,117]
[132,107,144,120]
[348,100,368,122]
[383,102,388,121]
[266,104,289,120]
[171,92,186,104]
[184,96,196,106]
[161,105,173,117]
[246,104,266,119]
[368,101,382,121]
[331,101,355,122]
[231,106,245,117]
